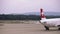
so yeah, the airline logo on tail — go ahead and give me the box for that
[40,8,46,20]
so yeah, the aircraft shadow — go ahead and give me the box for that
[40,29,60,31]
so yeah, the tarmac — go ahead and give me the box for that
[0,23,60,34]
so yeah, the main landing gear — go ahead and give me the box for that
[58,25,60,30]
[44,25,60,30]
[44,26,49,30]
[58,28,60,30]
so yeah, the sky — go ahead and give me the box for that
[0,0,60,14]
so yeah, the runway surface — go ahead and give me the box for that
[0,23,60,34]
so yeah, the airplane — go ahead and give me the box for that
[40,8,60,30]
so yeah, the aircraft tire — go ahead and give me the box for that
[44,26,49,30]
[58,28,60,30]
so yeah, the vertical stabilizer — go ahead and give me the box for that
[40,8,46,20]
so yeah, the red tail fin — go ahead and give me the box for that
[40,8,46,20]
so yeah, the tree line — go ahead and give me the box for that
[0,14,40,20]
[0,14,60,20]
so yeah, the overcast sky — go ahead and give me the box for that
[0,0,60,14]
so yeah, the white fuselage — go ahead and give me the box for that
[40,18,60,27]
